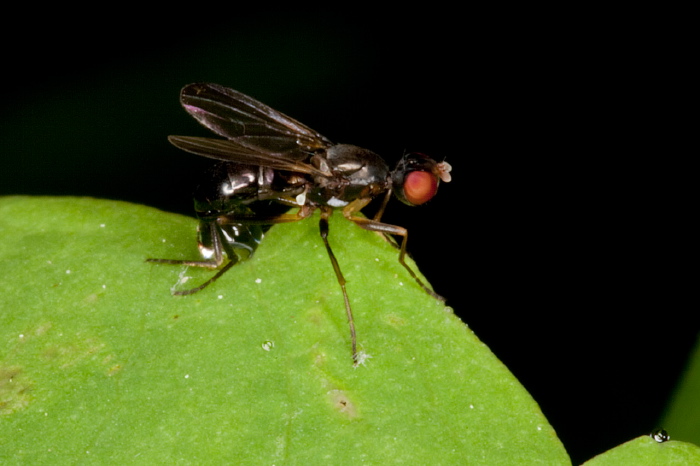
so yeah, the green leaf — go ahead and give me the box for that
[582,435,700,465]
[1,196,569,463]
[660,336,700,444]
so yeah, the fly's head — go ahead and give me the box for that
[391,153,452,206]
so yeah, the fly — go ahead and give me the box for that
[148,83,452,365]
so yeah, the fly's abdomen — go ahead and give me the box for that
[196,211,264,263]
[191,162,297,264]
[193,163,264,218]
[191,163,270,263]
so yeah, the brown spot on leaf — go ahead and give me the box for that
[107,364,123,377]
[384,313,406,327]
[327,389,358,419]
[0,366,33,415]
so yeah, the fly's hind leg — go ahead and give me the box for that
[148,207,311,296]
[147,218,263,295]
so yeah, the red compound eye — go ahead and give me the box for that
[402,171,438,205]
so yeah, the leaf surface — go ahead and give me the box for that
[0,196,568,464]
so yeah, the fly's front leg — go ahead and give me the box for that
[319,207,359,365]
[343,200,445,302]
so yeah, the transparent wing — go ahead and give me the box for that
[177,83,333,160]
[168,136,330,177]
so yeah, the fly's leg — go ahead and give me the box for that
[319,207,358,365]
[147,218,261,295]
[147,208,311,296]
[343,199,445,302]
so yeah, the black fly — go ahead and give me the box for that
[148,83,452,365]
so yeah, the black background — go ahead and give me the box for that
[1,9,695,464]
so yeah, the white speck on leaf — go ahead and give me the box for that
[353,351,372,367]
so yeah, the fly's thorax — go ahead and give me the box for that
[308,144,391,206]
[266,171,309,201]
